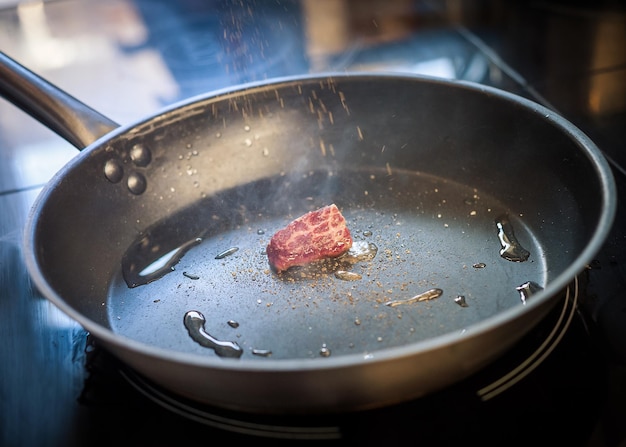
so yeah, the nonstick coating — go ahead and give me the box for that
[17,73,615,413]
[108,168,545,359]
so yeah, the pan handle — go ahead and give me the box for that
[0,51,119,150]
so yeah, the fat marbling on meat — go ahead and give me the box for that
[266,204,353,272]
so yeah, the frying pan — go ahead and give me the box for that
[0,51,616,414]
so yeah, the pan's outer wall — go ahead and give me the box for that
[28,75,613,413]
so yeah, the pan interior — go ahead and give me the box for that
[106,166,546,360]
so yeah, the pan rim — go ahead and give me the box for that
[22,71,617,372]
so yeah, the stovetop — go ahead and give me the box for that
[1,1,625,446]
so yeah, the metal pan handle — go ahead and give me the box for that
[0,51,119,150]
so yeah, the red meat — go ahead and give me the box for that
[267,204,353,272]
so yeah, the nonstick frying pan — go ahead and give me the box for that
[0,51,616,414]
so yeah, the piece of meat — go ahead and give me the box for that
[267,204,353,272]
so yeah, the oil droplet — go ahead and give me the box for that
[496,215,530,262]
[319,344,331,357]
[227,320,239,328]
[183,272,199,280]
[123,238,202,288]
[183,311,243,358]
[257,229,265,235]
[516,281,543,304]
[251,348,272,357]
[104,159,124,183]
[472,262,486,269]
[454,295,468,307]
[129,143,152,167]
[354,318,361,325]
[334,270,362,281]
[363,230,373,237]
[215,246,239,259]
[385,288,443,307]
[127,172,147,195]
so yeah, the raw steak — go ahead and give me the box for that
[266,204,353,272]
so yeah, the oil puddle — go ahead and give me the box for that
[183,310,243,358]
[496,214,530,262]
[385,288,443,307]
[215,246,239,259]
[454,295,468,307]
[251,348,272,357]
[122,237,202,288]
[279,240,378,281]
[516,281,543,304]
[340,241,378,264]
